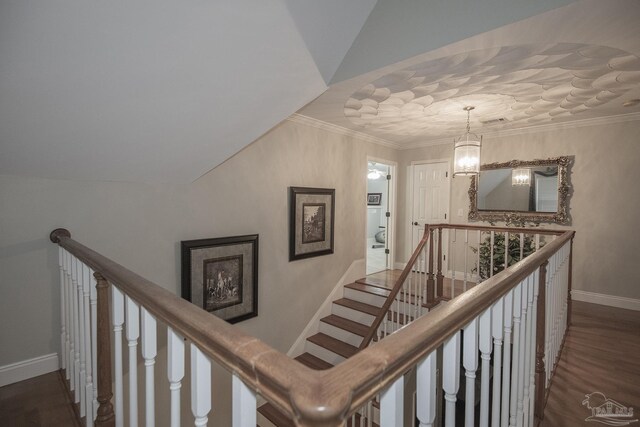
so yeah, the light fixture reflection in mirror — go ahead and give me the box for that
[512,168,531,186]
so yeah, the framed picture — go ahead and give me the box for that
[289,187,335,261]
[181,235,258,323]
[367,193,382,206]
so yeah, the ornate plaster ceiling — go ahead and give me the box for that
[344,43,640,137]
[299,0,640,146]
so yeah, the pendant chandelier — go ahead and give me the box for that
[453,106,482,177]
[512,168,531,186]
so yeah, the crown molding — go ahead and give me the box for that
[398,111,640,150]
[286,113,400,149]
[288,111,640,151]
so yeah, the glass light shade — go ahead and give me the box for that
[512,168,531,186]
[368,169,382,180]
[453,134,482,176]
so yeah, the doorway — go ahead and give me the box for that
[409,160,451,271]
[366,160,395,275]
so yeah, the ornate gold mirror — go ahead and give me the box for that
[469,156,571,226]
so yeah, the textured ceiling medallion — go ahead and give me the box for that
[344,43,640,136]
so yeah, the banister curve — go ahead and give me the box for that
[50,226,574,426]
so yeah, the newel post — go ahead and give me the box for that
[436,227,444,299]
[94,272,115,427]
[427,228,435,301]
[534,261,548,425]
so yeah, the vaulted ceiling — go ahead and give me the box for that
[2,1,637,183]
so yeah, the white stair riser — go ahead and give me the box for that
[319,321,363,348]
[331,304,376,326]
[344,288,386,307]
[305,341,346,366]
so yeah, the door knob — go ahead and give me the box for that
[413,222,419,226]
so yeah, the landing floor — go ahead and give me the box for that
[365,269,477,299]
[540,301,640,426]
[0,370,80,427]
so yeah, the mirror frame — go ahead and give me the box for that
[468,156,571,226]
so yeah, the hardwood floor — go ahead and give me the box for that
[541,301,640,426]
[0,370,80,427]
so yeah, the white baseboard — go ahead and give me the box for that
[394,262,407,270]
[572,290,640,311]
[287,259,366,357]
[0,353,59,387]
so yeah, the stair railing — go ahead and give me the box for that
[51,226,574,427]
[359,224,434,350]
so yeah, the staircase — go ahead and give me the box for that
[257,274,426,427]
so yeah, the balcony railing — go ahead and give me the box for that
[50,224,574,426]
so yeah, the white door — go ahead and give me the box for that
[411,162,450,271]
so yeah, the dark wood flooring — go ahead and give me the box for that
[0,370,80,427]
[540,301,640,426]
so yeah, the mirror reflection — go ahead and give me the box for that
[478,166,559,213]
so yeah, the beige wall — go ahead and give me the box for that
[0,118,397,425]
[396,119,640,300]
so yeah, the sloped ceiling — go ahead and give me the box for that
[300,0,640,147]
[0,0,376,183]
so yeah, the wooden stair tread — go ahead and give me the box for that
[355,276,395,290]
[307,333,359,359]
[294,352,333,370]
[321,314,370,337]
[344,281,391,298]
[258,403,295,427]
[333,298,381,316]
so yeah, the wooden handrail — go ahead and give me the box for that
[359,224,431,349]
[50,227,574,426]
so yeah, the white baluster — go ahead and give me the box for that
[443,331,461,427]
[509,283,522,427]
[126,296,140,427]
[417,351,437,427]
[112,285,124,427]
[82,264,93,427]
[522,274,535,427]
[519,233,524,261]
[58,248,66,371]
[381,375,403,427]
[491,298,504,427]
[191,344,211,427]
[463,318,478,427]
[479,309,492,427]
[77,260,86,416]
[477,230,482,282]
[232,375,255,427]
[516,279,529,426]
[528,270,539,427]
[72,256,81,402]
[501,290,514,427]
[168,328,185,427]
[90,270,98,418]
[64,250,71,379]
[141,308,156,427]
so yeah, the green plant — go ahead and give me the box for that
[471,233,543,280]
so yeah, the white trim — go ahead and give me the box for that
[287,259,366,357]
[287,113,399,149]
[289,112,640,152]
[571,290,640,311]
[0,353,59,387]
[394,262,407,270]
